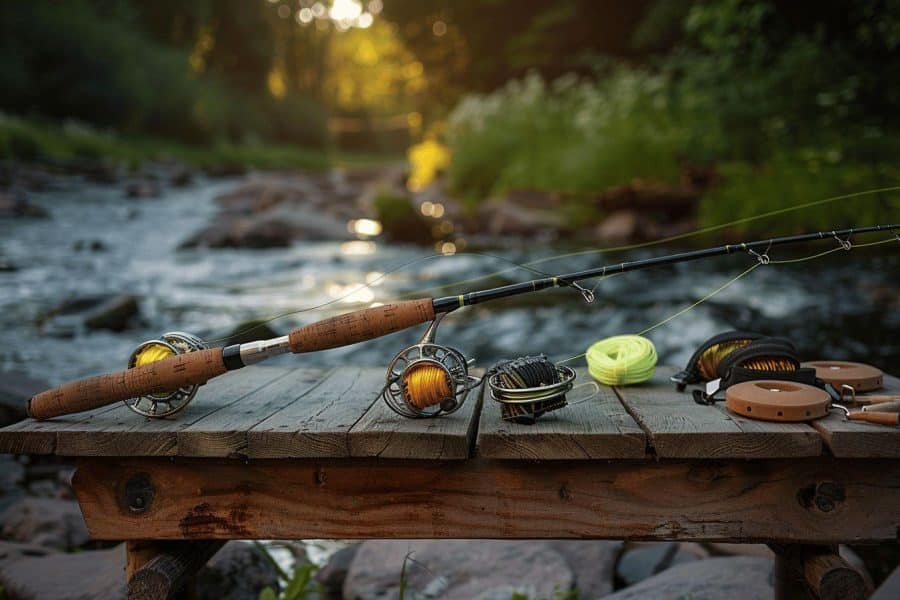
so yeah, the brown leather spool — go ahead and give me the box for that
[801,360,883,392]
[724,380,831,422]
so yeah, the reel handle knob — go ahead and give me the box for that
[27,348,227,421]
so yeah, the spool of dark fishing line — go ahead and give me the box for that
[488,355,575,424]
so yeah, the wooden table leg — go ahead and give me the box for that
[771,544,869,600]
[125,540,225,600]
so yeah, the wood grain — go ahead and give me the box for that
[477,369,646,459]
[614,368,823,458]
[54,367,289,456]
[813,374,900,457]
[72,456,900,543]
[348,370,484,460]
[246,367,382,458]
[177,368,331,458]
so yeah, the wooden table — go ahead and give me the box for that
[1,366,898,599]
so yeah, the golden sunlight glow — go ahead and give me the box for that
[340,240,377,255]
[267,66,287,99]
[408,139,452,191]
[327,282,375,304]
[349,218,383,237]
[440,242,457,255]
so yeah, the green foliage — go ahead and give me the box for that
[700,158,900,233]
[255,543,320,600]
[0,1,327,148]
[446,71,686,201]
[0,113,333,171]
[442,0,900,234]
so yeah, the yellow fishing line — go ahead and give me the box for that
[586,335,658,386]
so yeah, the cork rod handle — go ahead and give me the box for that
[847,411,900,426]
[28,348,227,421]
[288,298,435,353]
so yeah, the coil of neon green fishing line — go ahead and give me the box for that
[586,335,658,385]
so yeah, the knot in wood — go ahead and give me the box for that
[124,474,154,514]
[799,481,845,513]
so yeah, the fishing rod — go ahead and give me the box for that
[27,224,899,421]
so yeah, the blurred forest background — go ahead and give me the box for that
[1,0,899,230]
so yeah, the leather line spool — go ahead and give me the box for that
[802,361,883,392]
[724,380,831,422]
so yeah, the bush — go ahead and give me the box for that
[445,71,688,202]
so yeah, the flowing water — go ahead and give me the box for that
[1,176,898,387]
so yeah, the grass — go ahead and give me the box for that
[0,113,401,172]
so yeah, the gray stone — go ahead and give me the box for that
[0,543,124,600]
[196,541,281,600]
[124,179,161,198]
[315,543,360,598]
[706,543,775,558]
[547,540,622,598]
[0,540,58,561]
[872,565,900,600]
[615,542,701,586]
[0,497,91,550]
[343,540,576,600]
[605,556,773,600]
[40,294,140,335]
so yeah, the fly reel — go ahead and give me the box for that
[381,314,480,418]
[125,331,208,417]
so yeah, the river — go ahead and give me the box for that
[1,175,898,388]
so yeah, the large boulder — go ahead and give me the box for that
[0,497,91,551]
[316,543,360,599]
[181,206,353,249]
[195,541,281,600]
[605,556,773,600]
[615,542,705,587]
[39,294,140,335]
[0,544,123,600]
[0,542,280,600]
[343,540,578,600]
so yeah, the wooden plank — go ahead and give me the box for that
[73,456,900,543]
[614,368,823,459]
[0,401,124,455]
[477,369,646,459]
[53,367,288,456]
[812,374,900,457]
[246,367,383,458]
[348,371,484,460]
[177,368,331,458]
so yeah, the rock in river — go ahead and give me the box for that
[605,556,773,600]
[0,190,48,218]
[0,497,91,551]
[343,539,622,600]
[39,294,140,335]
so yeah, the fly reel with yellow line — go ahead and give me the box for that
[125,331,208,417]
[381,314,481,418]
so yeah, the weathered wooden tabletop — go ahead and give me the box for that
[1,365,897,461]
